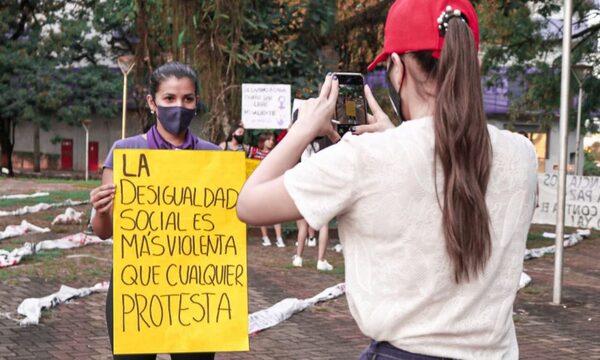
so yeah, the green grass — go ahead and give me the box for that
[83,268,106,277]
[527,232,548,242]
[0,190,91,208]
[0,249,65,281]
[33,178,100,187]
[30,249,64,262]
[0,269,11,281]
[522,286,542,296]
[527,232,554,249]
[42,214,57,221]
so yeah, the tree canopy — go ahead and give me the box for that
[0,0,121,175]
[476,0,600,129]
[1,0,599,176]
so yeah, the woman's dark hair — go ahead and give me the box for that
[149,62,199,98]
[411,18,492,283]
[257,131,274,149]
[226,124,244,142]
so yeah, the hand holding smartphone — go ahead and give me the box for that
[332,72,367,136]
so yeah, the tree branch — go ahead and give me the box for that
[317,0,393,46]
[546,21,600,46]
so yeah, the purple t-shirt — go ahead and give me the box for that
[103,134,220,169]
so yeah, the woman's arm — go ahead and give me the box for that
[237,75,339,225]
[90,169,115,239]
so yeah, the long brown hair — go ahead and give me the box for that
[257,131,274,150]
[413,18,492,283]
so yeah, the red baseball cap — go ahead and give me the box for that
[367,0,480,71]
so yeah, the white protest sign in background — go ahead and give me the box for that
[242,84,291,129]
[292,98,306,117]
[533,173,600,229]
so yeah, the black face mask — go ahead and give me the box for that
[387,58,406,125]
[157,105,195,135]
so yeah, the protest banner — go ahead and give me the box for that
[533,173,600,229]
[112,149,248,354]
[241,84,291,129]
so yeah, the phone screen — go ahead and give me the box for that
[334,73,367,136]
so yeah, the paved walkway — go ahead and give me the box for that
[0,231,599,359]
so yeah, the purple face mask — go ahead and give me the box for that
[156,105,195,135]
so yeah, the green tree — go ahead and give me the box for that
[476,0,600,130]
[0,1,121,176]
[127,0,394,142]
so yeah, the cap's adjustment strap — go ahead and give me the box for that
[437,5,468,36]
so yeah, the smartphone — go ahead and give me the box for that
[333,72,367,136]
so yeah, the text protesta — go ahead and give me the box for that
[121,291,233,332]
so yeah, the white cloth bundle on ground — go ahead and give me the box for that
[248,283,345,334]
[0,233,111,268]
[524,230,588,260]
[518,229,589,290]
[0,243,35,268]
[35,232,108,251]
[0,199,88,217]
[0,220,50,241]
[51,207,84,225]
[0,192,49,200]
[519,272,532,289]
[16,282,109,326]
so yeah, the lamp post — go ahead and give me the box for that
[81,118,92,181]
[553,0,574,306]
[572,63,593,176]
[117,55,135,139]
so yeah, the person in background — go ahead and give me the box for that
[294,220,332,271]
[236,0,538,358]
[247,131,285,247]
[219,123,247,152]
[90,62,219,360]
[293,137,334,271]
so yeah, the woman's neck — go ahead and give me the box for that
[402,74,436,121]
[403,91,435,121]
[157,124,185,146]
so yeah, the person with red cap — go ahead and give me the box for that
[237,0,537,358]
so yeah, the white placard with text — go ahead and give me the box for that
[533,173,600,229]
[242,84,291,129]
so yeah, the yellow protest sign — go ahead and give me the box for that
[112,149,248,355]
[245,158,261,179]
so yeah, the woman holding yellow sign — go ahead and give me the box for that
[90,62,218,360]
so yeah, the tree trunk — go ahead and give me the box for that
[133,0,154,133]
[33,122,40,172]
[0,118,15,176]
[192,1,244,143]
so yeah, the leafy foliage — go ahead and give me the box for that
[240,1,336,98]
[477,0,600,130]
[0,0,122,175]
[1,0,598,177]
[584,150,600,176]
